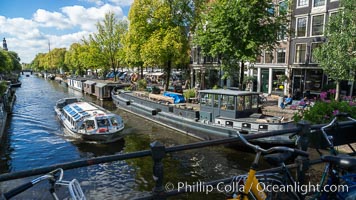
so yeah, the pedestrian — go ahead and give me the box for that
[280,94,293,109]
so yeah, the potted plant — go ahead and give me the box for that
[243,76,256,91]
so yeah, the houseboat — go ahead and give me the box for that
[54,97,125,143]
[111,89,296,145]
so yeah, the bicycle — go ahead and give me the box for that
[1,168,86,200]
[309,113,356,200]
[227,131,309,200]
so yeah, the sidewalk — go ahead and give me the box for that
[261,96,299,120]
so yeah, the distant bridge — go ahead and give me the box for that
[21,70,33,74]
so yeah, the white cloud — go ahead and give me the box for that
[80,0,105,6]
[1,3,129,63]
[109,0,134,7]
[33,9,71,29]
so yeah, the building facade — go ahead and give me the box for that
[190,0,356,97]
[289,0,341,99]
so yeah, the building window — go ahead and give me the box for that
[297,0,308,7]
[310,42,322,63]
[265,51,273,63]
[277,48,286,63]
[313,0,325,7]
[267,3,275,16]
[278,0,288,16]
[297,17,307,37]
[311,15,324,36]
[256,54,263,63]
[278,25,287,40]
[295,44,307,63]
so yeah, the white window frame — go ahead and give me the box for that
[310,14,325,37]
[264,51,274,64]
[277,48,286,64]
[312,0,326,8]
[294,43,307,64]
[297,0,308,9]
[310,42,323,64]
[295,16,308,38]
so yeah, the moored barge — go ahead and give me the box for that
[112,89,296,145]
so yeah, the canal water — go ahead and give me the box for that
[0,75,260,199]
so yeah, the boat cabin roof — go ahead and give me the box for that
[199,89,260,96]
[63,102,107,122]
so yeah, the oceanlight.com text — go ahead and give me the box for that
[165,181,349,195]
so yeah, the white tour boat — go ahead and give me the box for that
[54,97,125,143]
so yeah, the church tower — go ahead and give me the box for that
[3,38,8,51]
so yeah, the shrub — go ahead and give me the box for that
[0,81,7,96]
[183,89,196,100]
[137,79,147,91]
[293,90,356,124]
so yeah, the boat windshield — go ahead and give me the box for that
[85,120,96,131]
[97,118,110,128]
[110,117,119,126]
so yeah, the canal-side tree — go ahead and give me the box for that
[126,0,202,90]
[31,53,46,72]
[87,12,128,81]
[194,0,288,88]
[7,51,22,72]
[0,49,12,73]
[65,43,86,76]
[79,41,106,77]
[313,0,356,101]
[0,50,22,73]
[48,48,67,73]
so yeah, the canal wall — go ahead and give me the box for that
[0,88,16,142]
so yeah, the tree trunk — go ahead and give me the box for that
[165,60,172,91]
[335,80,340,101]
[240,61,244,90]
[140,66,143,80]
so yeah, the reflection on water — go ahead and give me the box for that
[0,75,256,199]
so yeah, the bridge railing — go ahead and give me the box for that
[0,120,355,199]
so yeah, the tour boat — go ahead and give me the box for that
[54,97,125,143]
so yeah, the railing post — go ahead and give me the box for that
[150,141,166,200]
[296,120,311,184]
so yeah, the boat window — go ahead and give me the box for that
[200,93,212,107]
[213,94,219,108]
[110,117,119,126]
[85,120,96,131]
[79,123,85,130]
[221,95,235,110]
[97,118,109,128]
[252,95,258,108]
[237,96,244,111]
[245,96,252,110]
[206,94,212,106]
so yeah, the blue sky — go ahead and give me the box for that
[0,0,132,63]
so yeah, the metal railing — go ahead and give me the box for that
[1,120,355,199]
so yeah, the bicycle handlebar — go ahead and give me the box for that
[236,131,309,157]
[2,169,64,200]
[320,112,356,147]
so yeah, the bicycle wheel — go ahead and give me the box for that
[256,173,301,200]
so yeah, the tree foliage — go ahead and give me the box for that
[0,49,21,73]
[87,12,127,81]
[126,0,202,90]
[313,0,356,100]
[194,0,287,87]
